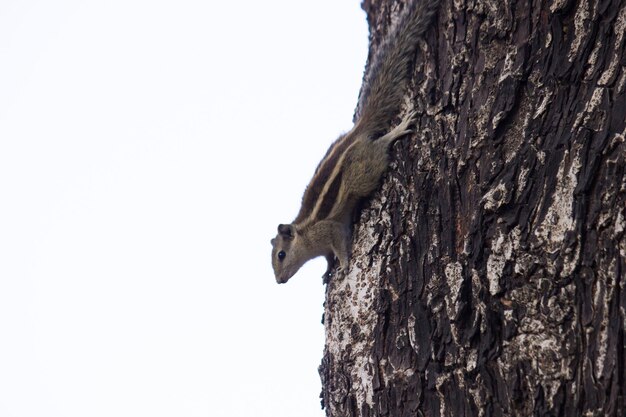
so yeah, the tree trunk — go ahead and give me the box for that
[319,0,626,416]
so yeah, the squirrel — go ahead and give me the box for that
[271,0,440,284]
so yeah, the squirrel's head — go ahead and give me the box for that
[271,223,307,284]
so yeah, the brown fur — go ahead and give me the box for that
[271,0,440,283]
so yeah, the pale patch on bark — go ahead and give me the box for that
[474,95,497,145]
[498,46,520,83]
[593,258,613,380]
[501,331,564,409]
[380,357,415,387]
[482,182,510,212]
[472,268,488,334]
[500,277,577,410]
[445,261,463,299]
[428,206,441,264]
[487,227,521,295]
[537,149,546,164]
[407,313,418,352]
[574,87,607,131]
[616,209,625,235]
[617,71,626,94]
[516,166,530,200]
[444,261,463,340]
[534,149,581,268]
[550,0,569,13]
[585,34,602,81]
[598,4,626,85]
[324,217,384,410]
[466,348,478,372]
[325,261,378,408]
[545,31,553,49]
[568,0,593,62]
[533,90,553,119]
[436,374,450,417]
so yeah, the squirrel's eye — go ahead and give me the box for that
[278,251,286,261]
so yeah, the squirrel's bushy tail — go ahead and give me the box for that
[356,0,440,134]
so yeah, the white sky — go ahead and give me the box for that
[0,1,367,416]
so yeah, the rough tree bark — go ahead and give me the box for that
[319,0,626,416]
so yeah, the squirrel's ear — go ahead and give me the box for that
[278,224,294,239]
[270,238,276,246]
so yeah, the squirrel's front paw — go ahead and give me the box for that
[322,264,346,284]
